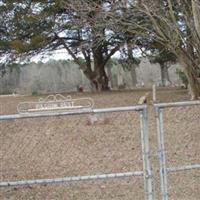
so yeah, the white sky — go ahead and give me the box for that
[30,49,70,63]
[31,48,142,63]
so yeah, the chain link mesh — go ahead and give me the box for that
[0,100,145,200]
[160,105,200,200]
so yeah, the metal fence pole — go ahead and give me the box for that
[155,107,168,200]
[139,106,154,200]
[0,171,144,187]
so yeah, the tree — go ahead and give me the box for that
[119,46,140,87]
[0,2,12,75]
[137,0,200,99]
[0,1,54,73]
[151,50,176,87]
[120,0,140,87]
[109,0,200,99]
[0,0,125,91]
[147,43,177,86]
[104,0,145,87]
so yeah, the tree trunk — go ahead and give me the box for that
[95,65,110,91]
[184,66,200,99]
[93,45,110,91]
[127,41,137,87]
[178,52,200,99]
[106,65,113,89]
[77,59,110,92]
[130,64,137,87]
[160,63,170,86]
[192,0,200,39]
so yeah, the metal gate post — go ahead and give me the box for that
[139,106,154,200]
[155,107,168,200]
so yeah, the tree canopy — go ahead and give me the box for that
[0,0,200,97]
[108,0,200,98]
[1,1,128,90]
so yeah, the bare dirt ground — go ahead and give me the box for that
[0,88,200,200]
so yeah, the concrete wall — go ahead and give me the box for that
[0,58,182,94]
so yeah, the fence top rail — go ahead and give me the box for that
[0,104,147,121]
[154,100,200,109]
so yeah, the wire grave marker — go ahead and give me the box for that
[17,94,94,114]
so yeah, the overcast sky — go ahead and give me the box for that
[31,48,142,63]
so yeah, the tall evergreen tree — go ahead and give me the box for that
[0,0,125,90]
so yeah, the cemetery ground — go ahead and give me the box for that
[0,88,200,200]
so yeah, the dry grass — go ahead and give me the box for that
[0,88,199,200]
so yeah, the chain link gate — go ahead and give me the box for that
[155,101,200,200]
[0,104,153,200]
[2,96,199,200]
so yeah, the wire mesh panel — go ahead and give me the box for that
[0,99,153,200]
[155,101,200,200]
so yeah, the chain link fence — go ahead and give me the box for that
[1,95,200,200]
[155,101,200,200]
[0,101,153,200]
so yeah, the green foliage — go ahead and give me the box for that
[150,49,177,65]
[32,91,38,96]
[143,38,177,66]
[77,57,86,65]
[105,58,118,68]
[118,57,140,71]
[10,40,27,53]
[0,62,22,77]
[0,40,10,50]
[176,69,188,87]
